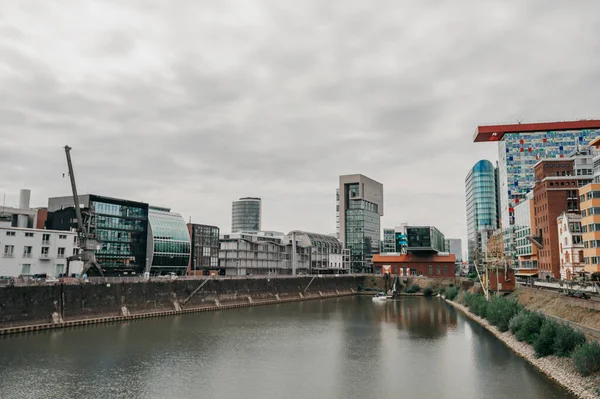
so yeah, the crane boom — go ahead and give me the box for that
[64,146,84,233]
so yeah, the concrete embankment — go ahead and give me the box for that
[0,275,364,335]
[446,299,600,399]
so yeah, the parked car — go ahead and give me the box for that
[568,291,590,299]
[45,277,59,284]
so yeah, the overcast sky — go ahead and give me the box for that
[1,1,600,247]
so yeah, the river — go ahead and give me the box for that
[0,296,574,399]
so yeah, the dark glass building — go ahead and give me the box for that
[147,207,191,276]
[405,226,445,253]
[47,194,148,276]
[231,197,261,232]
[187,223,220,275]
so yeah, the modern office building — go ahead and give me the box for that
[338,174,384,273]
[219,231,309,276]
[382,228,396,253]
[465,160,499,264]
[231,197,261,233]
[405,226,446,253]
[532,158,590,279]
[473,120,600,264]
[557,212,584,281]
[0,226,79,277]
[445,238,463,262]
[47,194,149,276]
[288,231,350,274]
[146,206,191,276]
[187,223,220,276]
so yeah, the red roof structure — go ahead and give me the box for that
[473,120,600,143]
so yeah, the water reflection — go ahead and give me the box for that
[0,296,574,399]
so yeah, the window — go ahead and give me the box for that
[42,234,50,244]
[73,248,79,256]
[23,246,32,258]
[57,247,65,258]
[59,235,67,239]
[6,231,15,237]
[21,264,31,274]
[3,245,14,257]
[428,265,433,275]
[436,265,441,275]
[25,232,34,237]
[41,247,49,257]
[55,264,65,276]
[444,265,448,275]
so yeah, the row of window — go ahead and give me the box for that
[20,264,65,276]
[4,231,68,240]
[3,245,73,257]
[581,208,600,217]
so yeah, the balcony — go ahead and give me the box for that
[42,240,50,245]
[57,254,66,259]
[39,253,51,260]
[22,253,32,258]
[2,253,14,258]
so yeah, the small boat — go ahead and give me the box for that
[372,292,387,301]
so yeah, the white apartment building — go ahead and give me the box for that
[0,226,80,277]
[557,212,584,281]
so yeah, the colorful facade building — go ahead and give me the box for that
[473,120,600,264]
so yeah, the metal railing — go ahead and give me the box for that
[2,253,14,258]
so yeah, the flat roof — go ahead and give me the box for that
[474,120,600,142]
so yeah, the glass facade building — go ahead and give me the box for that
[339,175,384,274]
[465,160,498,264]
[382,228,396,253]
[189,223,220,275]
[232,197,261,233]
[405,226,445,253]
[147,207,191,275]
[47,194,149,276]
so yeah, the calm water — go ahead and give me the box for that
[0,296,573,399]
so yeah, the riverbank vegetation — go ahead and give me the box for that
[453,291,600,379]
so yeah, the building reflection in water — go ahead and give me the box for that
[371,297,458,340]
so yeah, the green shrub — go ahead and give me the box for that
[405,284,421,294]
[509,311,527,335]
[423,287,434,297]
[572,341,600,376]
[515,312,544,344]
[445,286,459,301]
[486,296,523,332]
[533,320,558,358]
[439,287,446,295]
[553,324,586,357]
[461,291,474,306]
[469,295,489,318]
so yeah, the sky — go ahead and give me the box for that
[1,1,600,248]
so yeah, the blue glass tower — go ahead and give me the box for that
[465,160,498,264]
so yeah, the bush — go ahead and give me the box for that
[533,320,558,358]
[509,311,528,335]
[572,341,600,376]
[445,286,459,301]
[405,284,421,294]
[439,286,446,295]
[461,291,474,306]
[553,324,586,357]
[423,287,434,297]
[486,296,522,332]
[515,312,545,344]
[469,295,489,318]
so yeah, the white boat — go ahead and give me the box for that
[372,292,387,301]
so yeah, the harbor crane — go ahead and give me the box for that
[64,145,104,277]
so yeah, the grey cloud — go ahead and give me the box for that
[1,0,600,243]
